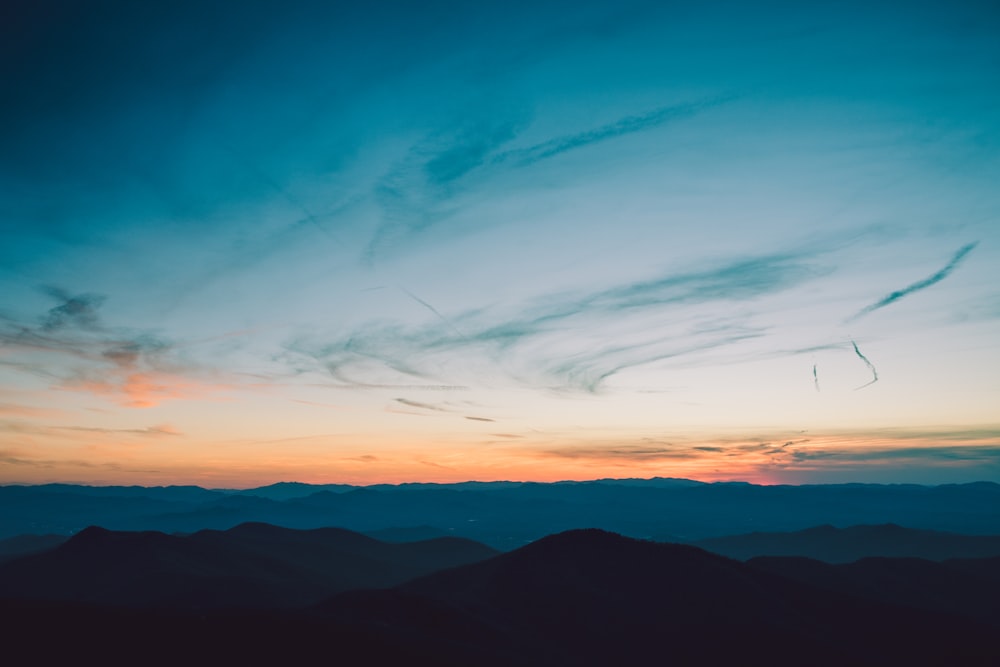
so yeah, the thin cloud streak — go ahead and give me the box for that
[57,424,182,437]
[849,242,978,321]
[786,445,1000,464]
[40,287,106,332]
[285,249,818,394]
[0,403,64,418]
[394,398,449,412]
[0,288,233,407]
[530,429,1000,480]
[851,340,878,390]
[399,287,466,339]
[493,95,736,167]
[365,95,733,262]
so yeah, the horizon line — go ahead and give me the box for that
[4,476,999,491]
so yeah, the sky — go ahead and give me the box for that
[1,0,999,487]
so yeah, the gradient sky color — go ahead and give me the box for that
[2,0,999,487]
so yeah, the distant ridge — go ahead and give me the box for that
[692,523,1000,562]
[230,481,356,500]
[3,479,1000,548]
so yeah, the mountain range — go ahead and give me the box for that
[3,526,998,666]
[5,478,1000,664]
[0,522,497,609]
[692,523,1000,562]
[4,479,1000,548]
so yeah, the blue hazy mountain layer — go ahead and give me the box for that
[3,479,1000,548]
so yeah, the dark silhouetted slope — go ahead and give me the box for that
[0,522,497,609]
[0,597,478,667]
[749,553,1000,627]
[4,528,999,665]
[364,525,452,542]
[693,523,1000,562]
[0,533,67,564]
[316,529,1000,666]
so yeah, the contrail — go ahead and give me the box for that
[219,142,334,239]
[848,242,978,321]
[812,364,819,392]
[398,287,466,339]
[851,340,878,390]
[493,94,737,167]
[395,398,448,412]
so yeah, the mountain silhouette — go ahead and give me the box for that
[0,522,497,609]
[0,533,67,564]
[315,529,1000,666]
[748,553,1000,627]
[692,523,1000,562]
[4,528,999,665]
[364,525,452,542]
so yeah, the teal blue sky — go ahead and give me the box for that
[1,0,999,486]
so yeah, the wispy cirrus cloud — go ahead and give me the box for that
[492,95,736,167]
[0,448,163,476]
[786,444,1000,464]
[542,444,698,461]
[394,398,449,412]
[850,340,878,390]
[0,288,228,407]
[366,94,734,262]
[0,420,183,454]
[40,287,105,332]
[424,120,525,186]
[388,397,496,423]
[366,117,526,261]
[0,450,95,469]
[56,424,182,437]
[0,402,65,418]
[527,428,1000,481]
[848,242,978,321]
[285,249,818,394]
[539,328,765,394]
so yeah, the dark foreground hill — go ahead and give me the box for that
[0,522,497,609]
[692,523,1000,562]
[317,530,1000,666]
[3,529,999,666]
[748,553,1000,627]
[0,533,66,564]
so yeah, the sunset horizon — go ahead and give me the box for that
[3,0,998,489]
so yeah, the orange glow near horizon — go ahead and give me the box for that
[3,426,997,488]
